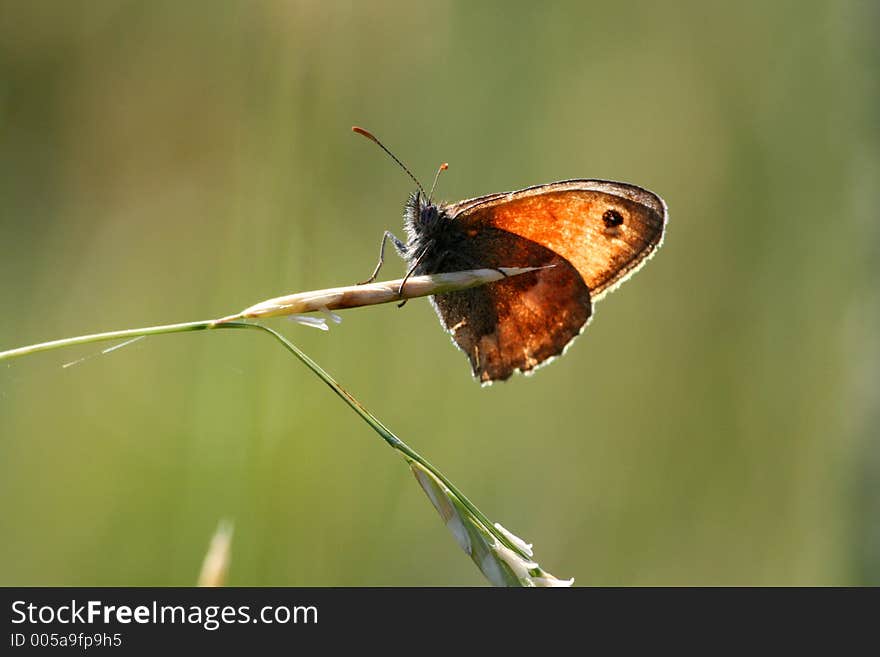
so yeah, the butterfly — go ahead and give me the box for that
[353,127,668,385]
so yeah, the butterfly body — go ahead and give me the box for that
[390,180,667,385]
[352,128,666,385]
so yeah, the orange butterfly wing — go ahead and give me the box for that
[430,180,666,383]
[446,180,667,301]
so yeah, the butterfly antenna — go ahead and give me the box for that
[428,163,448,204]
[352,127,426,197]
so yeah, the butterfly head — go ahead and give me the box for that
[418,192,442,227]
[404,191,445,241]
[411,161,449,236]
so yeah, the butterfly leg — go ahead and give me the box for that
[396,240,435,308]
[358,230,408,285]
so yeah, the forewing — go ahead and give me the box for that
[446,180,666,300]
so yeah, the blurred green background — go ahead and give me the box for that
[1,0,877,586]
